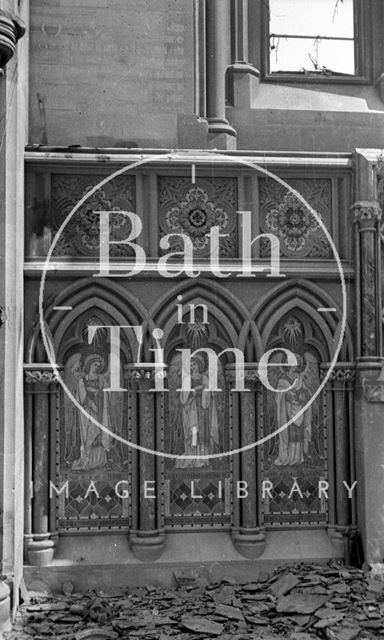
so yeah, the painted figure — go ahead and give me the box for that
[270,351,319,467]
[71,353,112,470]
[168,352,223,468]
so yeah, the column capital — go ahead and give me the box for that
[24,364,62,385]
[351,201,382,228]
[125,364,168,391]
[320,363,356,383]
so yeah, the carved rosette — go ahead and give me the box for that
[0,10,25,69]
[159,177,238,258]
[259,179,332,258]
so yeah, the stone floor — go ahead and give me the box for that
[5,561,384,639]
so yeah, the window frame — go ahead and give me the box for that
[260,0,371,84]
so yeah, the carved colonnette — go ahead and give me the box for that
[126,366,165,561]
[320,364,357,563]
[352,201,382,359]
[228,366,265,559]
[24,365,60,566]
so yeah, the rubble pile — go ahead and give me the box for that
[6,562,384,640]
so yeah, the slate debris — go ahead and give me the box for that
[4,562,384,639]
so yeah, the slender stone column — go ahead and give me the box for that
[0,1,27,624]
[227,0,260,108]
[352,201,382,360]
[230,367,265,558]
[24,366,58,566]
[127,367,165,561]
[324,366,356,562]
[352,156,384,563]
[205,0,237,148]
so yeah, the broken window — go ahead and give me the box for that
[268,0,355,76]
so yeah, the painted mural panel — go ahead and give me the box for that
[57,313,131,530]
[163,312,232,528]
[262,314,328,526]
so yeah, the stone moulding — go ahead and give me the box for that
[0,9,25,70]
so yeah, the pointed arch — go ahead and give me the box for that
[25,278,149,364]
[247,279,353,362]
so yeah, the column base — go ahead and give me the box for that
[327,526,355,562]
[232,528,266,559]
[207,118,237,150]
[0,582,11,634]
[376,72,384,103]
[227,63,261,108]
[129,530,165,562]
[26,533,55,567]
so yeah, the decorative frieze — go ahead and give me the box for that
[24,368,59,385]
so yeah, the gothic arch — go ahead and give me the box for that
[246,279,354,362]
[147,278,257,360]
[25,278,149,364]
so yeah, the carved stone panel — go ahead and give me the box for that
[261,314,327,526]
[259,178,333,258]
[159,177,238,258]
[51,174,136,258]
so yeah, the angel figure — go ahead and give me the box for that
[270,351,319,467]
[64,352,112,470]
[168,353,222,468]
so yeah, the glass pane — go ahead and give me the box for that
[270,37,355,75]
[269,0,354,39]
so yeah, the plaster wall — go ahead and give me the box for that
[29,0,194,148]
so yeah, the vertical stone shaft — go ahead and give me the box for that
[206,0,228,124]
[32,385,50,535]
[128,368,165,561]
[24,368,56,566]
[233,0,248,63]
[352,201,382,359]
[205,0,236,143]
[232,372,265,558]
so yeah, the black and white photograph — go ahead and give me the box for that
[0,0,384,638]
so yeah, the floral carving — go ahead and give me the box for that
[159,177,237,257]
[266,193,320,253]
[25,369,58,384]
[259,179,332,259]
[51,175,135,257]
